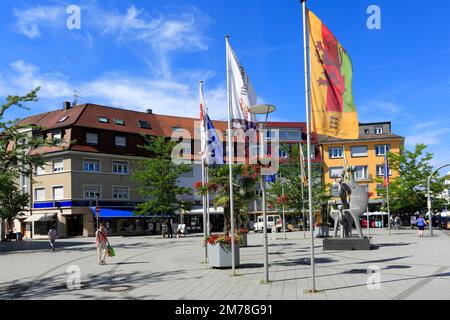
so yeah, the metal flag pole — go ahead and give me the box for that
[301,0,316,293]
[300,142,306,239]
[387,182,391,235]
[206,166,211,236]
[281,172,287,240]
[200,81,208,263]
[225,35,236,276]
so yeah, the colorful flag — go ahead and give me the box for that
[383,153,390,187]
[199,81,224,165]
[299,143,307,186]
[226,38,258,131]
[307,9,359,139]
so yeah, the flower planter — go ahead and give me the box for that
[208,243,240,269]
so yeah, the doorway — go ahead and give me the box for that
[67,215,83,237]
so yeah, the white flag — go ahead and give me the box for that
[226,39,257,131]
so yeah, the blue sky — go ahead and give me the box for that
[1,0,450,168]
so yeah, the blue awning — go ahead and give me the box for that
[90,207,136,218]
[90,207,174,219]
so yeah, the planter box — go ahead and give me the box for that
[208,243,240,268]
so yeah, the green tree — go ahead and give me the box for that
[267,144,331,224]
[377,144,447,214]
[133,136,192,219]
[197,164,258,233]
[0,88,48,226]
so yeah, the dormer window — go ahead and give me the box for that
[375,127,383,135]
[52,131,62,144]
[58,116,69,123]
[98,117,109,123]
[138,120,151,129]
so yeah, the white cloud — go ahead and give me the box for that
[9,60,73,99]
[91,5,210,79]
[13,5,65,39]
[406,128,450,147]
[81,73,227,119]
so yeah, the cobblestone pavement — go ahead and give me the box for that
[0,228,449,300]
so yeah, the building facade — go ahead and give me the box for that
[12,103,318,239]
[319,122,405,210]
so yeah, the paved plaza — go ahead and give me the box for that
[0,228,449,300]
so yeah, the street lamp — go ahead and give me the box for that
[249,104,276,284]
[427,163,450,236]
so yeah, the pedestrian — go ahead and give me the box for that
[167,219,173,238]
[417,214,428,238]
[95,223,108,265]
[48,226,57,252]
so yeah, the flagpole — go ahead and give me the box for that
[301,0,316,293]
[387,178,391,236]
[200,81,208,263]
[226,35,236,276]
[206,166,211,236]
[300,142,306,239]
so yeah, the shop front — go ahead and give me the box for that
[90,207,173,236]
[24,213,58,239]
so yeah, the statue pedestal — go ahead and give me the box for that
[323,237,372,251]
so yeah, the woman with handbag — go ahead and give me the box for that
[95,223,109,265]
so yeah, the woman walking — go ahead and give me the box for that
[95,223,108,265]
[417,214,428,238]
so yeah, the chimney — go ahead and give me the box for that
[63,101,71,110]
[147,109,153,114]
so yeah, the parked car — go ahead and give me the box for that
[254,215,282,233]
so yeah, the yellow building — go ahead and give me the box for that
[319,122,405,209]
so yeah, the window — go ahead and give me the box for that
[86,132,99,145]
[35,166,45,175]
[58,116,69,123]
[84,185,101,199]
[53,186,64,200]
[35,188,45,201]
[180,166,194,178]
[98,117,109,123]
[310,145,316,159]
[375,144,391,156]
[113,186,129,200]
[112,161,128,174]
[329,167,344,178]
[115,136,127,147]
[354,166,369,181]
[376,165,392,177]
[52,131,62,144]
[279,129,301,141]
[138,120,151,129]
[53,159,64,172]
[329,147,344,159]
[351,146,368,158]
[280,149,289,159]
[364,129,370,134]
[375,127,383,135]
[172,127,183,132]
[83,159,100,172]
[114,119,125,126]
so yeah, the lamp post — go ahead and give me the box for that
[427,164,450,236]
[249,104,276,284]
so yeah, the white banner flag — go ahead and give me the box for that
[226,39,257,131]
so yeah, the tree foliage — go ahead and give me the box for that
[377,144,447,214]
[0,88,48,221]
[133,136,192,217]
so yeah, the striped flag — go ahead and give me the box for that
[383,153,390,187]
[200,81,224,165]
[299,144,307,186]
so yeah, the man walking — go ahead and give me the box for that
[48,226,57,252]
[95,223,108,265]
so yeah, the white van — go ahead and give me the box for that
[254,215,282,233]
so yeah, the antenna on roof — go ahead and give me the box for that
[73,90,81,106]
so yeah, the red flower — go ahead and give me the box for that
[194,181,203,189]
